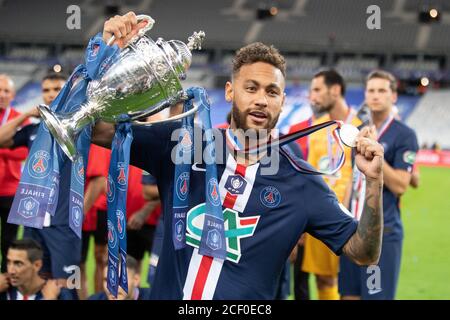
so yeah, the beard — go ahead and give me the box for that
[230,103,281,155]
[312,101,333,114]
[231,102,280,134]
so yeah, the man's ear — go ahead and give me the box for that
[330,84,341,98]
[392,91,398,104]
[33,259,43,273]
[225,81,233,102]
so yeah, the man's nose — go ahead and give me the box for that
[254,90,268,107]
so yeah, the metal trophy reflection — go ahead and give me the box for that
[38,15,205,161]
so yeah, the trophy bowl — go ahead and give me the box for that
[38,15,204,161]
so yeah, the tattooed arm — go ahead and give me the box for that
[343,130,384,266]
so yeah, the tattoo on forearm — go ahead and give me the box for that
[345,178,383,265]
[359,178,383,256]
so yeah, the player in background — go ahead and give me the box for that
[302,69,362,300]
[339,70,419,300]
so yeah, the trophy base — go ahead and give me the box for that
[38,104,77,162]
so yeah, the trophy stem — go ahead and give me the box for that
[38,103,96,162]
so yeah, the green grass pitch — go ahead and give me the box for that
[300,166,450,300]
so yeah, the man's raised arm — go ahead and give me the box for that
[343,128,384,266]
[91,11,148,149]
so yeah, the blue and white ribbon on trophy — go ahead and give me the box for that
[8,31,121,259]
[106,121,133,297]
[172,87,227,260]
[172,98,194,250]
[8,65,90,234]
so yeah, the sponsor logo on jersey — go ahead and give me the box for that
[185,203,260,263]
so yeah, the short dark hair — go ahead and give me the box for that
[366,70,397,92]
[9,239,43,263]
[42,72,67,82]
[313,69,346,96]
[232,42,286,77]
[126,255,139,274]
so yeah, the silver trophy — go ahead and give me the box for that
[38,15,205,161]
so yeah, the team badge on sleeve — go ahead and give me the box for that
[403,151,416,165]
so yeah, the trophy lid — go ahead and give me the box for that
[161,31,205,79]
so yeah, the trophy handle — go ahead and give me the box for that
[106,14,155,46]
[132,104,199,126]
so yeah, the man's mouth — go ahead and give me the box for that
[248,111,268,123]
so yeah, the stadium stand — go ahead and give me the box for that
[0,0,448,149]
[406,90,450,149]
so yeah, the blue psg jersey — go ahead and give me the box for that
[351,119,418,242]
[379,119,418,241]
[129,122,358,300]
